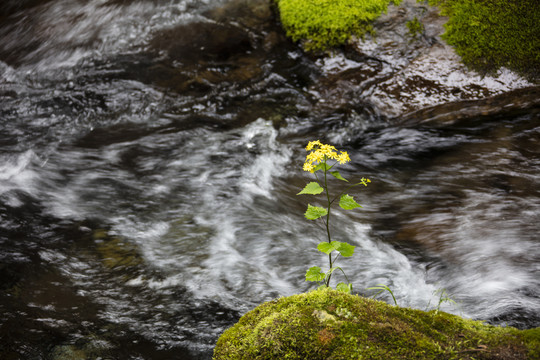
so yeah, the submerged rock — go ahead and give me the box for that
[50,339,113,360]
[150,22,253,66]
[214,289,540,359]
[203,0,274,34]
[93,229,143,272]
[142,0,290,94]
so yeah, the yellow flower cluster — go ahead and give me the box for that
[303,140,351,172]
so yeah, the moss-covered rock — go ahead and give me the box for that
[427,0,540,80]
[214,289,539,359]
[274,0,402,51]
[273,0,538,81]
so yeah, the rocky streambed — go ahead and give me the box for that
[0,0,538,359]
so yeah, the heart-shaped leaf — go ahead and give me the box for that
[317,242,335,254]
[305,204,328,220]
[339,194,361,210]
[306,266,326,282]
[336,282,352,293]
[297,182,324,195]
[335,241,355,257]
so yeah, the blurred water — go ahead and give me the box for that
[0,0,538,359]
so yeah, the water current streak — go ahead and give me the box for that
[1,0,538,359]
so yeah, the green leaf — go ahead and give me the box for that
[297,182,324,195]
[336,282,352,293]
[314,162,333,172]
[330,171,348,182]
[339,194,362,210]
[335,241,355,257]
[317,241,355,256]
[306,266,325,282]
[305,204,328,220]
[367,284,397,305]
[317,242,335,254]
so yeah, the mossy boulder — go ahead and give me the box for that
[273,0,538,81]
[214,289,539,359]
[274,0,402,51]
[432,0,540,81]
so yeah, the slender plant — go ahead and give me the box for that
[297,140,370,293]
[367,284,398,305]
[431,288,458,315]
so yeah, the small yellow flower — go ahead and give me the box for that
[328,151,339,160]
[337,151,351,164]
[303,162,314,172]
[306,152,317,163]
[303,141,353,170]
[312,150,325,163]
[318,144,337,160]
[321,144,335,150]
[305,140,322,151]
[319,144,336,153]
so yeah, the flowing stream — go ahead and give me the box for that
[1,0,539,359]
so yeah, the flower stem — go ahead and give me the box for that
[323,158,333,287]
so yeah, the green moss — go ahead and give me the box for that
[274,0,402,51]
[429,0,540,80]
[406,16,424,38]
[214,288,538,360]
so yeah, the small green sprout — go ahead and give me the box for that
[368,284,398,306]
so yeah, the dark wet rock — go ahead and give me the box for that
[204,0,289,56]
[145,3,269,91]
[150,0,281,65]
[399,86,540,127]
[204,0,274,33]
[308,57,384,114]
[351,0,439,66]
[366,42,534,118]
[141,0,294,94]
[150,22,253,65]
